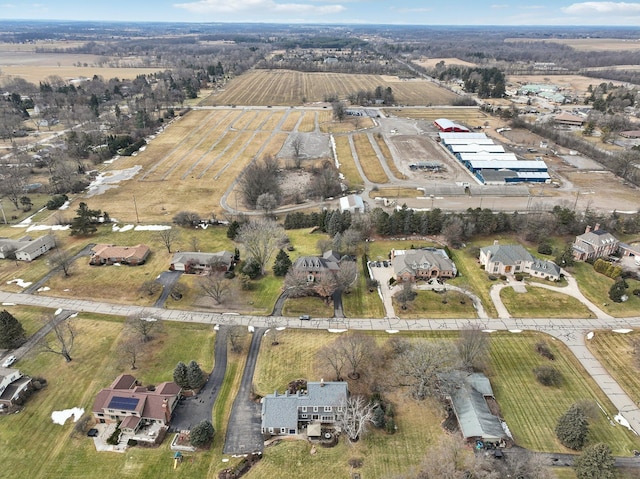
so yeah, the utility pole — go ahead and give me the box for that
[0,200,6,224]
[133,195,140,224]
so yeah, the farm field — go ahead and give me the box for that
[201,70,458,106]
[373,133,407,180]
[413,57,478,68]
[383,106,489,127]
[504,37,640,52]
[334,135,364,189]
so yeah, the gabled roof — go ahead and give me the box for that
[529,259,561,277]
[15,235,55,255]
[448,373,506,442]
[293,255,340,273]
[261,381,348,430]
[171,250,234,266]
[481,244,533,265]
[576,229,618,247]
[91,244,150,261]
[392,248,456,276]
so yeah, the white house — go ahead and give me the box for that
[0,367,32,408]
[0,235,56,262]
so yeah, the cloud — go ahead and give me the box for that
[391,7,432,13]
[174,0,344,15]
[562,1,640,15]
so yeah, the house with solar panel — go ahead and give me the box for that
[92,374,181,436]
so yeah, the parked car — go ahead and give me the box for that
[383,261,389,267]
[299,315,311,320]
[2,355,16,368]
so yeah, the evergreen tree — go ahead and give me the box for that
[609,279,628,302]
[0,309,26,349]
[190,420,214,447]
[273,249,292,277]
[574,443,615,479]
[70,202,101,236]
[226,220,241,240]
[555,403,589,450]
[187,360,205,389]
[173,361,189,388]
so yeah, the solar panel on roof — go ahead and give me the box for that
[108,396,140,411]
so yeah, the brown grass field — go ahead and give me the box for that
[383,106,491,129]
[504,37,640,52]
[73,108,295,222]
[334,135,364,190]
[353,133,388,184]
[373,133,407,180]
[413,57,478,68]
[200,70,458,106]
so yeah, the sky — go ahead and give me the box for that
[3,1,640,26]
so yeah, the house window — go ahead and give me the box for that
[337,407,343,412]
[301,406,307,412]
[324,406,332,412]
[313,406,318,412]
[301,414,308,419]
[280,428,286,434]
[289,429,296,434]
[96,413,104,417]
[269,428,274,434]
[493,266,498,273]
[321,416,332,421]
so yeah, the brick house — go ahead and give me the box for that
[89,244,151,266]
[291,250,342,282]
[92,374,181,434]
[572,224,619,261]
[391,248,457,282]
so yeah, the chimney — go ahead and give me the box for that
[162,398,171,424]
[594,223,600,231]
[320,378,325,387]
[585,225,591,234]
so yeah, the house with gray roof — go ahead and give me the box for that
[0,367,33,408]
[447,373,509,443]
[480,241,560,281]
[170,250,235,274]
[261,381,348,436]
[391,248,457,282]
[0,235,55,262]
[292,250,342,282]
[572,224,619,261]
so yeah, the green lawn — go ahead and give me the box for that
[500,286,595,318]
[1,305,58,336]
[395,289,478,319]
[489,331,639,454]
[571,262,640,317]
[448,247,499,318]
[341,262,385,318]
[282,296,334,318]
[0,311,220,479]
[587,330,640,406]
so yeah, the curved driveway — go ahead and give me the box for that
[1,290,639,440]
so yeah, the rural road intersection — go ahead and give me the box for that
[2,289,640,452]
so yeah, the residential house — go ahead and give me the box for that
[339,194,364,214]
[572,224,619,261]
[92,374,181,434]
[261,381,348,436]
[170,251,235,273]
[480,241,561,281]
[446,373,509,444]
[292,250,342,282]
[553,112,584,127]
[90,244,151,266]
[391,248,457,282]
[0,367,33,408]
[0,235,56,261]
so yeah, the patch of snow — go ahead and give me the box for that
[51,407,84,425]
[25,224,70,232]
[70,313,78,318]
[482,329,497,333]
[276,327,286,331]
[509,329,522,333]
[134,225,171,231]
[113,263,121,266]
[55,308,62,315]
[586,331,594,340]
[7,279,32,288]
[58,201,71,210]
[222,458,229,463]
[613,329,633,334]
[214,324,220,331]
[112,224,134,232]
[37,286,50,292]
[248,325,255,332]
[1,303,16,306]
[63,289,70,292]
[386,330,399,334]
[85,165,142,197]
[141,317,157,322]
[501,421,514,439]
[614,414,636,433]
[328,329,348,333]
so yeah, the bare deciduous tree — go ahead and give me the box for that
[236,218,286,275]
[291,134,303,168]
[337,332,376,380]
[228,325,245,353]
[50,247,75,277]
[457,326,490,372]
[139,280,162,297]
[119,334,142,369]
[335,261,357,292]
[317,340,348,381]
[283,268,313,297]
[38,313,76,362]
[338,395,374,443]
[200,272,230,305]
[313,271,338,304]
[157,228,180,254]
[395,340,461,400]
[126,314,162,342]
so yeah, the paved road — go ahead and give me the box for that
[169,325,228,433]
[223,327,266,455]
[1,290,639,442]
